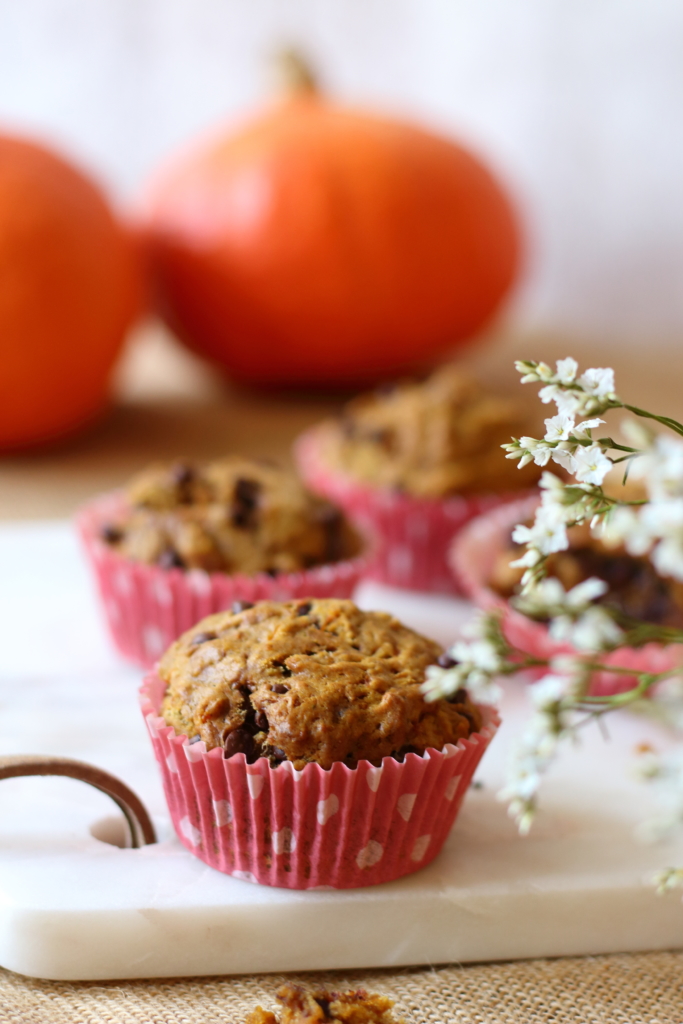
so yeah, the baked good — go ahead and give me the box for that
[245,984,403,1024]
[141,598,498,888]
[316,363,540,497]
[294,364,540,594]
[99,456,360,574]
[490,523,683,628]
[159,597,482,769]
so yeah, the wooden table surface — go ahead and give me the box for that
[1,321,681,520]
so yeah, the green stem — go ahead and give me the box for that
[622,404,683,438]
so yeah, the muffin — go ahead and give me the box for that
[451,495,680,696]
[295,364,540,594]
[78,457,366,667]
[140,598,498,889]
[489,521,683,629]
[246,984,403,1024]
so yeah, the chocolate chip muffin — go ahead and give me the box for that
[317,363,541,497]
[100,457,361,574]
[246,985,403,1024]
[491,523,683,628]
[159,598,482,769]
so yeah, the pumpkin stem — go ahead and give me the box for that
[274,48,319,97]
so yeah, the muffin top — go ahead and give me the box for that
[317,364,541,497]
[100,457,361,574]
[491,523,683,628]
[159,598,482,770]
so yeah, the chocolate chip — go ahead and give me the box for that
[437,653,457,669]
[272,661,292,678]
[223,728,255,760]
[254,711,268,731]
[232,600,254,614]
[314,997,332,1019]
[271,747,287,762]
[191,631,216,645]
[296,602,312,616]
[231,477,261,529]
[271,683,289,694]
[158,548,185,569]
[447,688,468,704]
[100,523,123,544]
[265,568,278,578]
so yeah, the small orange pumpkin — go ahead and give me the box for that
[0,135,143,450]
[145,56,520,387]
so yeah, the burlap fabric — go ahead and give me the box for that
[2,950,682,1024]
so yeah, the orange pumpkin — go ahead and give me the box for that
[145,59,520,387]
[0,135,143,450]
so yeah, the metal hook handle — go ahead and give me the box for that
[0,754,157,848]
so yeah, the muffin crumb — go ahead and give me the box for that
[245,984,403,1023]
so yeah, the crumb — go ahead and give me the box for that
[246,984,404,1024]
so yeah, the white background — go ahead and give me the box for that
[1,0,683,347]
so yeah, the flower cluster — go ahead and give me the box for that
[514,358,618,417]
[514,575,624,651]
[498,671,575,833]
[424,355,683,870]
[601,433,683,581]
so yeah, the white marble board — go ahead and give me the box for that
[0,521,682,981]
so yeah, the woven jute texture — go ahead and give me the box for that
[2,950,683,1024]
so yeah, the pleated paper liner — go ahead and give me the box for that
[77,491,367,668]
[140,672,500,890]
[295,425,534,595]
[450,495,681,696]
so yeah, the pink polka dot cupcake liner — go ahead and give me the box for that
[295,426,535,595]
[451,495,681,696]
[140,672,499,890]
[77,492,367,668]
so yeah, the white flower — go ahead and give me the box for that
[421,623,505,706]
[599,506,651,554]
[518,436,554,467]
[573,417,605,440]
[634,435,683,501]
[621,416,654,450]
[565,576,608,607]
[555,606,624,652]
[636,749,683,845]
[579,367,616,401]
[555,357,579,384]
[652,536,683,582]
[498,710,564,833]
[544,413,575,442]
[549,445,577,472]
[512,504,569,557]
[638,499,683,580]
[529,674,569,711]
[572,444,613,485]
[539,384,583,416]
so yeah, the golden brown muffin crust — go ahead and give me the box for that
[245,984,403,1024]
[159,598,482,769]
[318,363,541,497]
[100,457,360,574]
